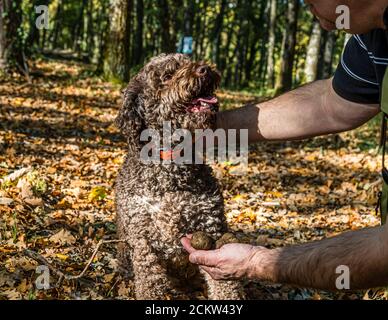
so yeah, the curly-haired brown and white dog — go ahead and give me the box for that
[115,53,244,300]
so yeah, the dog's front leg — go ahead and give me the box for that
[132,238,175,300]
[201,270,245,300]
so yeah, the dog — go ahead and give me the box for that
[115,53,244,300]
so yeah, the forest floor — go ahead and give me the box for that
[0,59,387,300]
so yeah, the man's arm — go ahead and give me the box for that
[182,223,388,290]
[256,222,388,290]
[217,78,380,143]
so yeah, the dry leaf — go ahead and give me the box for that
[88,186,107,202]
[2,289,22,300]
[0,168,30,184]
[56,253,69,261]
[49,229,76,245]
[0,197,13,205]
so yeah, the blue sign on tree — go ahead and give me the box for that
[178,36,193,55]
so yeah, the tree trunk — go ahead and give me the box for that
[183,0,195,36]
[221,12,237,82]
[103,0,132,82]
[318,31,336,79]
[133,0,144,65]
[276,0,299,94]
[343,33,352,48]
[245,1,266,84]
[86,0,95,59]
[211,0,227,67]
[26,0,50,53]
[266,0,277,88]
[258,0,271,87]
[73,0,87,53]
[0,0,7,69]
[196,0,209,59]
[51,0,63,50]
[0,0,27,75]
[304,20,322,83]
[157,0,174,53]
[170,0,183,51]
[233,3,246,87]
[96,0,109,74]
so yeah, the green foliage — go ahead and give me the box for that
[26,171,47,197]
[8,0,347,94]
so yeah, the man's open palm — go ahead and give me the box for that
[181,236,265,280]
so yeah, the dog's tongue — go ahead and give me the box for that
[192,97,218,105]
[187,96,218,113]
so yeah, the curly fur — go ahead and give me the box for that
[115,53,245,300]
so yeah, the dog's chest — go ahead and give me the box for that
[117,162,227,259]
[140,189,225,258]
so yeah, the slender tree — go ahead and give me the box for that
[266,0,277,88]
[86,0,95,59]
[305,19,322,83]
[157,0,174,53]
[276,0,299,93]
[318,31,336,79]
[103,0,132,82]
[211,0,227,67]
[133,0,144,65]
[50,0,63,50]
[26,0,50,51]
[245,1,266,84]
[0,0,28,75]
[73,0,87,53]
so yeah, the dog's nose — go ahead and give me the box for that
[196,65,210,77]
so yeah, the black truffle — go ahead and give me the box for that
[191,231,214,250]
[215,233,239,249]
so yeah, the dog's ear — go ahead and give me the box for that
[115,76,144,145]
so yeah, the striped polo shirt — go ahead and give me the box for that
[333,29,388,104]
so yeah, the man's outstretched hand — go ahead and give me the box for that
[181,235,271,280]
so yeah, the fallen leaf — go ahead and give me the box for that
[2,289,22,300]
[88,186,107,202]
[49,229,76,245]
[0,168,30,184]
[24,197,43,207]
[56,253,69,261]
[0,197,13,205]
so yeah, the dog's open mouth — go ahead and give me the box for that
[186,96,218,113]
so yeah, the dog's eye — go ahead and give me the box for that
[162,73,173,83]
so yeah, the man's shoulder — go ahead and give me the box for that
[332,29,386,104]
[355,29,388,55]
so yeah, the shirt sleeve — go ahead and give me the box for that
[332,35,380,104]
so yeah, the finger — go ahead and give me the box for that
[189,250,219,267]
[181,237,197,254]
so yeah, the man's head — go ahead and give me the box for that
[305,0,388,34]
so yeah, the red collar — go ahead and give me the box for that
[159,148,183,161]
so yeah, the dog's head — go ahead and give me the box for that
[116,53,221,147]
